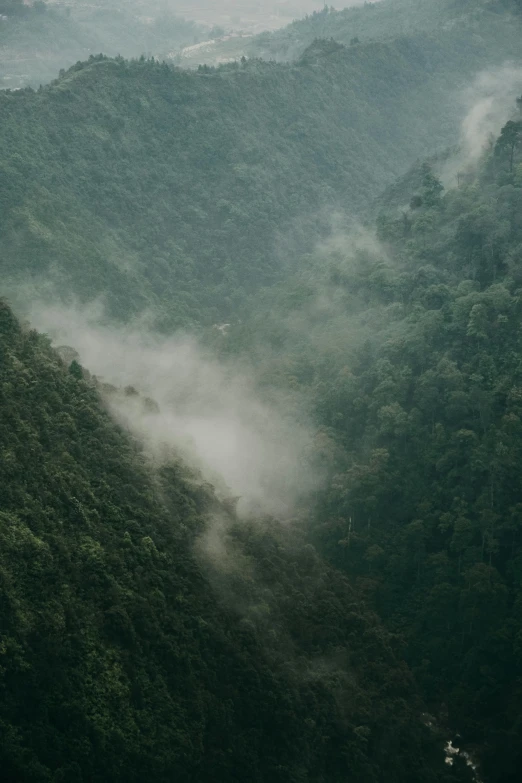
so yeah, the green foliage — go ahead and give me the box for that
[0,301,466,781]
[1,4,522,779]
[0,2,203,89]
[242,0,522,62]
[227,114,522,782]
[2,20,521,329]
[495,120,522,173]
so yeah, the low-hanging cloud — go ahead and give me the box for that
[26,301,320,518]
[461,64,522,160]
[439,63,522,186]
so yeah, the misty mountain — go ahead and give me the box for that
[223,105,522,783]
[0,300,470,782]
[251,0,522,60]
[1,0,522,781]
[0,0,348,89]
[175,0,522,67]
[2,14,522,328]
[0,0,206,90]
[165,0,327,31]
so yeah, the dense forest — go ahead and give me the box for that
[224,99,522,783]
[0,0,205,89]
[250,0,522,60]
[0,301,472,781]
[2,2,522,327]
[180,0,522,68]
[1,0,522,781]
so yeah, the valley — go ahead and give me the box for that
[1,1,521,781]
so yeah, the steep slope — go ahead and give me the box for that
[223,109,522,783]
[255,0,522,60]
[2,23,522,327]
[179,0,522,66]
[0,301,470,782]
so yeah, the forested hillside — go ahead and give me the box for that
[0,301,472,782]
[180,0,522,67]
[223,105,522,783]
[249,0,522,60]
[0,0,204,90]
[1,2,522,782]
[2,12,522,328]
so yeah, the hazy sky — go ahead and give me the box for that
[45,1,376,32]
[162,1,370,31]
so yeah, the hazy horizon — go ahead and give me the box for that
[1,0,377,88]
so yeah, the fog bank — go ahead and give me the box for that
[27,302,320,518]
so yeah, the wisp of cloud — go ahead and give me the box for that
[439,63,522,186]
[27,302,319,518]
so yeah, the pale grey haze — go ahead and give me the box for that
[439,64,522,187]
[165,1,370,31]
[46,2,372,32]
[1,1,373,88]
[25,301,321,519]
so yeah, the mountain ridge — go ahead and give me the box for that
[2,17,521,327]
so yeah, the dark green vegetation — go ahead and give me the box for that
[0,301,470,782]
[225,107,522,783]
[2,0,522,328]
[1,1,522,781]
